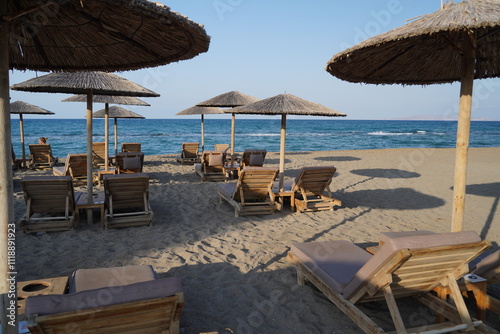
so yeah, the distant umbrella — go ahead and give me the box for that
[325,0,500,232]
[12,71,159,225]
[231,94,346,189]
[10,101,55,167]
[93,106,146,158]
[176,106,224,151]
[196,91,260,161]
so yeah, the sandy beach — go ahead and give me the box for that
[13,147,500,333]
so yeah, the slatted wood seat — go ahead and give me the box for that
[195,151,227,182]
[28,144,56,169]
[103,173,153,229]
[121,142,141,152]
[176,142,201,164]
[218,167,278,217]
[52,153,88,186]
[291,166,342,213]
[20,176,82,233]
[289,231,492,334]
[92,142,107,167]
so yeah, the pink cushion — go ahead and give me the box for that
[208,153,224,166]
[472,250,500,277]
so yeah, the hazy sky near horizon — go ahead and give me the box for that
[9,0,500,120]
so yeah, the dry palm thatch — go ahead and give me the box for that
[62,95,150,106]
[196,91,259,107]
[326,0,500,85]
[9,101,54,115]
[11,71,159,97]
[175,106,224,115]
[93,106,145,119]
[230,94,346,116]
[7,0,210,72]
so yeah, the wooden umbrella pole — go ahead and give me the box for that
[451,32,475,232]
[201,114,205,152]
[0,8,17,333]
[230,112,235,168]
[104,103,109,171]
[114,118,118,157]
[86,91,93,225]
[279,114,286,191]
[19,114,26,167]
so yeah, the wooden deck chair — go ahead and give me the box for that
[115,152,144,174]
[214,143,230,153]
[291,166,342,213]
[52,153,88,185]
[21,176,82,233]
[240,149,267,168]
[176,142,201,164]
[218,167,278,217]
[121,142,141,152]
[28,144,56,169]
[92,142,107,167]
[103,173,153,229]
[195,151,227,182]
[288,231,493,334]
[11,143,28,170]
[24,265,184,334]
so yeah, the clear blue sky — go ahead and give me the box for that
[9,0,500,120]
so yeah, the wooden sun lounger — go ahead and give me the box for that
[20,176,82,233]
[121,142,141,152]
[115,152,145,174]
[176,142,201,164]
[28,144,56,169]
[52,153,88,186]
[289,231,493,333]
[291,166,342,213]
[218,166,278,217]
[103,173,153,229]
[92,142,107,167]
[214,143,230,153]
[195,151,227,182]
[240,149,267,168]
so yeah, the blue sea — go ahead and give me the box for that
[10,118,500,157]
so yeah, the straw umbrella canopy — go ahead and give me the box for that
[175,106,224,152]
[10,101,54,167]
[196,91,260,160]
[62,95,149,167]
[325,0,500,232]
[93,106,146,158]
[1,1,209,330]
[230,94,346,189]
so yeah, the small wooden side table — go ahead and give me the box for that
[17,276,69,320]
[75,191,105,227]
[97,168,116,185]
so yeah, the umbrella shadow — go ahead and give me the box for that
[463,182,500,240]
[314,156,361,162]
[264,158,292,165]
[342,168,420,192]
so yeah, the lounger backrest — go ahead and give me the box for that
[233,167,278,201]
[29,144,53,165]
[92,142,106,164]
[202,151,225,167]
[115,152,144,173]
[214,144,230,152]
[104,173,150,210]
[122,142,141,152]
[472,249,500,282]
[181,142,199,159]
[22,176,76,214]
[292,166,337,195]
[66,153,87,179]
[241,149,267,167]
[343,231,489,301]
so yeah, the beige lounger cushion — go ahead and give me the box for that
[378,230,436,244]
[208,153,224,166]
[25,276,182,317]
[472,249,500,277]
[69,265,156,293]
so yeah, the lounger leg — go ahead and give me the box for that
[383,285,407,334]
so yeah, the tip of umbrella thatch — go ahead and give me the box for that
[9,101,55,115]
[196,91,260,107]
[11,71,160,97]
[175,105,224,115]
[230,94,347,117]
[93,106,145,119]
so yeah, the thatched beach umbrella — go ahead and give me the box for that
[325,0,500,232]
[93,106,146,158]
[10,101,54,167]
[175,106,224,152]
[63,95,149,168]
[196,91,260,161]
[230,94,346,189]
[11,71,158,221]
[1,1,209,330]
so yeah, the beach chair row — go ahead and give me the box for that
[19,231,500,333]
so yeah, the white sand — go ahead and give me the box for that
[13,147,500,333]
